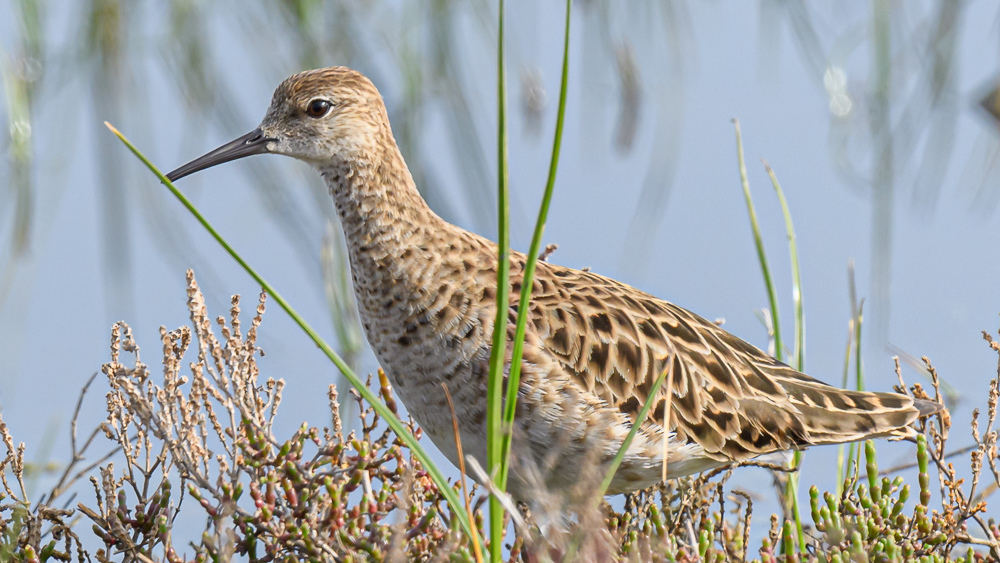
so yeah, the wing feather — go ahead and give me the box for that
[509,257,930,464]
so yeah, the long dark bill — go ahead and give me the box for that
[166,128,274,182]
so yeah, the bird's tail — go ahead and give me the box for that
[783,382,945,445]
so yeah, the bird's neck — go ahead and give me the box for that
[318,144,451,306]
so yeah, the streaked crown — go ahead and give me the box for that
[259,66,392,165]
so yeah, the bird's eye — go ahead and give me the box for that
[306,99,332,118]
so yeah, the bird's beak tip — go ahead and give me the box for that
[166,128,274,182]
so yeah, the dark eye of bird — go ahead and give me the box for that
[306,99,332,118]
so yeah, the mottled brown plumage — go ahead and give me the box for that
[168,67,943,499]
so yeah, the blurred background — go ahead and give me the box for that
[2,0,999,534]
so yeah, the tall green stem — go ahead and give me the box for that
[733,121,783,361]
[485,0,510,557]
[765,162,806,552]
[498,0,572,493]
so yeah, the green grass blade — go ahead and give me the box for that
[844,300,866,485]
[763,161,806,551]
[735,122,805,551]
[836,265,858,495]
[104,123,482,549]
[733,120,783,362]
[851,301,866,472]
[835,316,856,496]
[598,358,672,497]
[854,301,865,392]
[486,0,510,558]
[764,162,804,371]
[498,0,572,492]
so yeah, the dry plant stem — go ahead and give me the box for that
[40,373,120,506]
[733,489,753,562]
[0,411,27,502]
[981,330,1000,489]
[660,363,674,483]
[90,272,487,561]
[920,351,1000,556]
[1,396,91,560]
[878,444,976,475]
[967,328,1000,553]
[442,383,484,563]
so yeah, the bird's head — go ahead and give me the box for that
[167,67,390,182]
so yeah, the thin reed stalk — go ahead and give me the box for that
[599,355,674,497]
[499,0,573,492]
[733,120,783,361]
[485,0,510,557]
[764,160,806,552]
[734,121,808,551]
